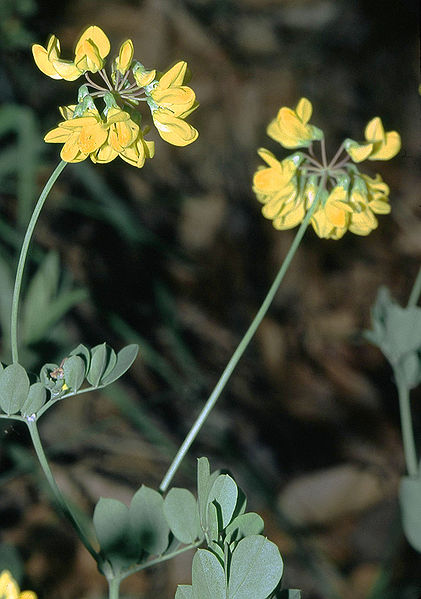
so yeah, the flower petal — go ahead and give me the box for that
[295,97,312,124]
[75,25,110,60]
[32,43,62,79]
[369,130,401,160]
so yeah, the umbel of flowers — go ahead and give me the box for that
[253,98,401,239]
[32,26,199,167]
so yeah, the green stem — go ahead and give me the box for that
[26,419,100,561]
[407,264,421,308]
[159,174,327,493]
[107,577,120,599]
[11,160,67,363]
[119,541,202,581]
[395,372,418,477]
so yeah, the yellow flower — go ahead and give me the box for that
[133,63,157,87]
[311,183,352,239]
[0,570,37,599]
[147,61,198,146]
[34,26,199,163]
[267,98,323,149]
[152,108,198,146]
[345,117,401,162]
[73,26,110,74]
[253,148,306,229]
[119,130,155,168]
[115,40,134,75]
[44,107,108,162]
[89,108,154,168]
[32,26,110,81]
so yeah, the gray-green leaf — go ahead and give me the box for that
[164,488,202,544]
[208,474,238,529]
[21,382,46,417]
[93,497,129,553]
[175,586,193,599]
[225,512,264,544]
[63,355,85,392]
[87,343,108,386]
[0,363,29,414]
[192,549,225,599]
[100,344,139,386]
[129,485,169,555]
[228,535,283,599]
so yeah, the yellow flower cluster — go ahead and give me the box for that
[253,98,400,239]
[0,571,37,599]
[32,26,199,167]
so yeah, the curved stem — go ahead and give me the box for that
[119,541,202,581]
[407,265,421,308]
[11,160,67,363]
[27,419,100,561]
[395,372,418,477]
[159,175,327,492]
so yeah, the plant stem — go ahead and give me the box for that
[11,160,67,363]
[395,372,418,477]
[159,174,327,492]
[407,264,421,308]
[107,577,121,599]
[26,419,100,561]
[119,541,202,581]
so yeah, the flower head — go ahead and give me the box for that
[0,570,37,599]
[267,98,323,149]
[33,26,198,167]
[345,117,401,162]
[253,98,399,239]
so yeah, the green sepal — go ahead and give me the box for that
[78,84,90,102]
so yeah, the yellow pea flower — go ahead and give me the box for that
[32,26,110,81]
[119,130,155,168]
[146,61,198,144]
[44,107,107,162]
[105,107,139,152]
[362,173,391,214]
[32,35,62,79]
[0,570,37,599]
[73,25,110,74]
[311,184,352,239]
[253,149,306,229]
[345,117,401,162]
[115,39,134,75]
[133,63,157,87]
[267,97,323,149]
[152,108,198,146]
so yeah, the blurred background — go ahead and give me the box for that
[0,0,420,598]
